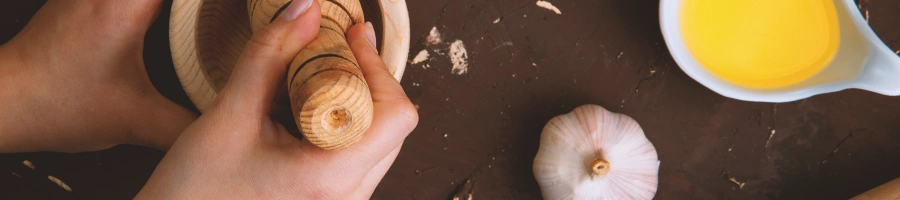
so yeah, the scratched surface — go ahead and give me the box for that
[2,0,900,199]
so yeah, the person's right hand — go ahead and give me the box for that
[135,0,418,198]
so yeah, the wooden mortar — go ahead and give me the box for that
[169,0,409,150]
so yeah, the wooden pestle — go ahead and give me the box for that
[248,0,373,150]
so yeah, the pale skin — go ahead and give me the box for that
[0,0,417,198]
[0,0,197,152]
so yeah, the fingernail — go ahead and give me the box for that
[365,22,378,52]
[280,0,313,21]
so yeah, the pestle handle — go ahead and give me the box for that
[248,0,373,150]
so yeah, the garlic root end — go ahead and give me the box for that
[591,159,611,176]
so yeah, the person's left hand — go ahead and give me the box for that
[0,0,197,153]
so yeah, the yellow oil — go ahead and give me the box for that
[680,0,840,88]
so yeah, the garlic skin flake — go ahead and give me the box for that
[534,104,659,200]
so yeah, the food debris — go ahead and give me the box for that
[450,40,469,75]
[410,49,430,65]
[427,27,442,45]
[536,1,562,15]
[765,129,776,148]
[23,160,35,169]
[491,41,514,51]
[452,194,473,200]
[865,10,870,22]
[728,177,746,189]
[452,179,476,200]
[48,175,72,192]
[493,18,502,24]
[444,133,449,138]
[412,82,420,87]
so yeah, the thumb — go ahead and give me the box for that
[215,0,321,116]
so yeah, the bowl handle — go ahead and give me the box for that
[854,45,900,96]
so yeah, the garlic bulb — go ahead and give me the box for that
[533,104,659,200]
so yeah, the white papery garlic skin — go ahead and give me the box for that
[533,104,659,200]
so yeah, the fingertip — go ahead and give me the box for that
[347,23,392,84]
[347,23,378,55]
[283,0,321,48]
[364,22,377,51]
[278,0,314,21]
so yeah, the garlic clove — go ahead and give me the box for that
[534,104,659,200]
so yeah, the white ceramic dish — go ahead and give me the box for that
[660,0,900,102]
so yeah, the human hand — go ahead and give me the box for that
[0,0,197,152]
[135,0,418,198]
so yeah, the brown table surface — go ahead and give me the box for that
[3,0,900,199]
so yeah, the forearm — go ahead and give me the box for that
[0,46,36,152]
[0,98,38,153]
[0,0,198,153]
[0,107,80,153]
[0,75,109,153]
[0,45,122,153]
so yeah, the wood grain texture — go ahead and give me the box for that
[247,0,284,32]
[169,0,409,149]
[375,0,409,81]
[250,0,372,150]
